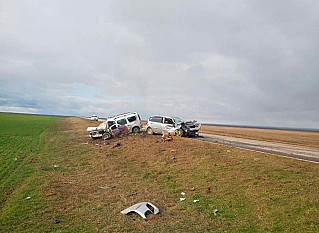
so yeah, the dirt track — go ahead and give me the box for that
[196,133,319,163]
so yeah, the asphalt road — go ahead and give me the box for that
[196,133,319,163]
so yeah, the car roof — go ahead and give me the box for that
[149,115,172,119]
[108,112,138,120]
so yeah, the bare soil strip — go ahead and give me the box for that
[197,133,319,163]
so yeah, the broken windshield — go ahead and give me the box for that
[173,117,184,125]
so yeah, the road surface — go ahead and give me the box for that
[196,133,319,163]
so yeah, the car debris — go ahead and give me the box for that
[190,187,195,191]
[87,112,142,139]
[181,192,186,196]
[121,202,159,219]
[26,196,31,200]
[193,200,199,203]
[114,142,121,148]
[55,219,61,224]
[146,116,201,137]
[99,185,115,190]
[179,198,186,201]
[53,165,59,168]
[157,138,164,143]
[213,209,219,215]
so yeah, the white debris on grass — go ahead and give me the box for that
[53,165,59,168]
[193,200,199,203]
[179,198,186,201]
[213,209,219,215]
[26,196,31,200]
[181,192,186,196]
[99,186,115,190]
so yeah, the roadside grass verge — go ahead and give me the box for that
[1,116,318,232]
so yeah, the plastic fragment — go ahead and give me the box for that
[213,209,219,215]
[181,192,186,196]
[179,198,186,201]
[26,196,31,200]
[121,202,159,219]
[99,186,115,190]
[193,200,199,203]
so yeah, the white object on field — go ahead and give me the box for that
[179,198,186,201]
[26,196,31,200]
[181,192,186,196]
[213,209,219,215]
[53,165,59,168]
[193,200,199,203]
[121,202,159,219]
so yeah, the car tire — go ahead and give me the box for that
[146,127,153,135]
[132,126,140,133]
[102,132,112,140]
[175,129,183,137]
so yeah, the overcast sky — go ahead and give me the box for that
[1,0,318,128]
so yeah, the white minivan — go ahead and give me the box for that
[104,112,142,133]
[87,112,142,138]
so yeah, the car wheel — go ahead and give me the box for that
[175,129,182,137]
[132,126,140,133]
[102,132,112,140]
[146,127,153,135]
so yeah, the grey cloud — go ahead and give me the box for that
[0,0,318,128]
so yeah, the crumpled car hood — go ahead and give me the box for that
[183,120,200,127]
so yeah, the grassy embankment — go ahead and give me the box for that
[1,114,318,232]
[201,125,319,148]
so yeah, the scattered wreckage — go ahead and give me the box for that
[146,116,201,137]
[87,112,142,139]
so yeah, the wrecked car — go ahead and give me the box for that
[87,112,141,139]
[146,116,201,137]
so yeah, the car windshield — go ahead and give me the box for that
[173,117,184,124]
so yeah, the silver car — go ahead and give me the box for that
[146,116,201,137]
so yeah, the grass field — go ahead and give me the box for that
[0,113,65,231]
[201,125,319,148]
[1,114,318,232]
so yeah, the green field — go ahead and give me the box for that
[0,113,318,232]
[0,113,65,232]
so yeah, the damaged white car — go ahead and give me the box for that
[146,116,201,137]
[87,112,142,139]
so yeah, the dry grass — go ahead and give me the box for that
[32,117,319,232]
[201,125,319,148]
